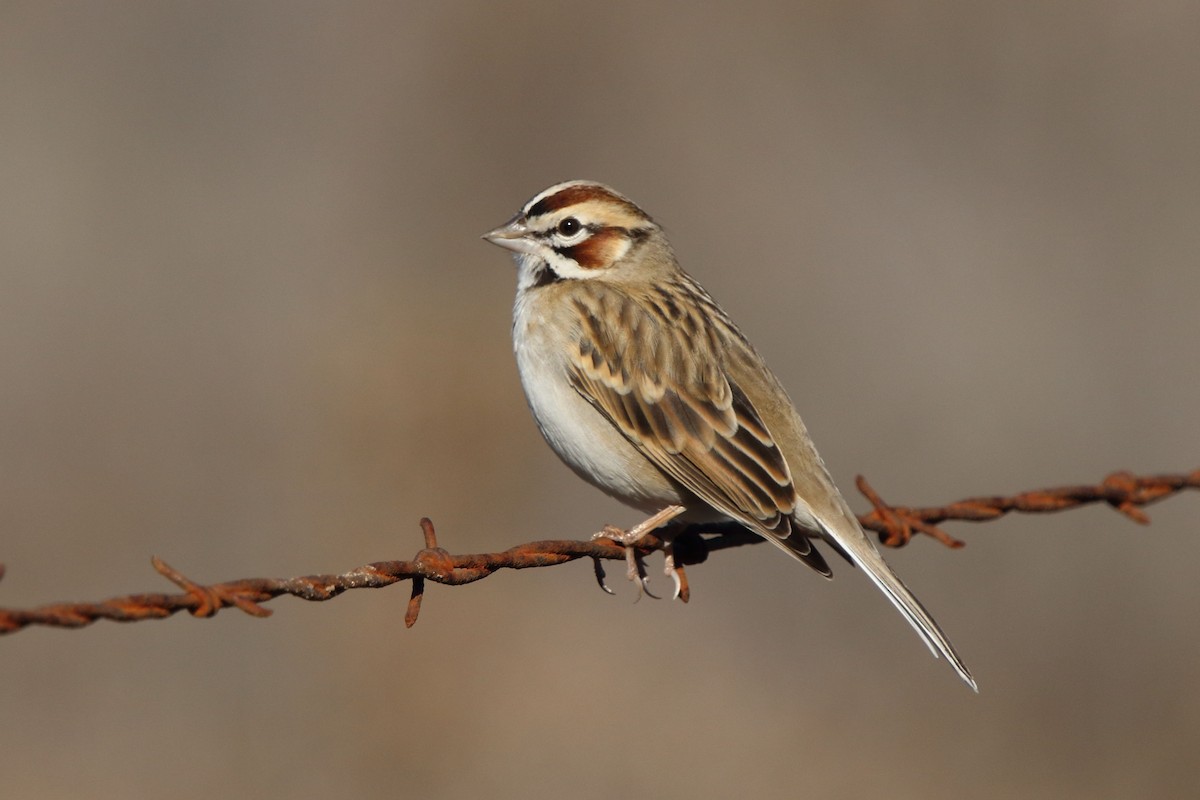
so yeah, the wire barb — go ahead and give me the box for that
[0,468,1194,637]
[856,469,1200,548]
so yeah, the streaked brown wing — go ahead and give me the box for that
[566,289,810,552]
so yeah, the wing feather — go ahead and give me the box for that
[566,287,807,550]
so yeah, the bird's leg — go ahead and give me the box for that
[594,522,659,599]
[591,505,686,599]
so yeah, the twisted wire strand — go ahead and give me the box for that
[1,469,1195,636]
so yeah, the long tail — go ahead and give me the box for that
[790,501,978,692]
[842,531,977,691]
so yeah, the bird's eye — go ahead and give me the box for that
[557,217,582,236]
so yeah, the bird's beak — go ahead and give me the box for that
[482,215,538,255]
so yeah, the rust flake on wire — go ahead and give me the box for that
[1,468,1195,637]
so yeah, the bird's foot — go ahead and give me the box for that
[591,505,686,600]
[661,546,690,603]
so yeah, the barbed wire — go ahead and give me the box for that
[1,468,1195,637]
[855,469,1199,547]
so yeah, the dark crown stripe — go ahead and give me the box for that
[527,184,647,220]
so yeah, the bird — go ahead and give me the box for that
[483,180,976,691]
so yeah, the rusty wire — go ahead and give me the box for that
[1,468,1195,637]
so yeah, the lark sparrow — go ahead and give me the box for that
[483,180,976,690]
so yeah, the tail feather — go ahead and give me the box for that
[794,502,978,692]
[847,540,977,692]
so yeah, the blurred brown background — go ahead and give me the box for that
[2,3,1199,798]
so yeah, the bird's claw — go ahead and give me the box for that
[590,505,686,600]
[628,546,660,601]
[663,548,689,602]
[591,557,616,595]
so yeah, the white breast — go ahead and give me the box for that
[512,286,688,513]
